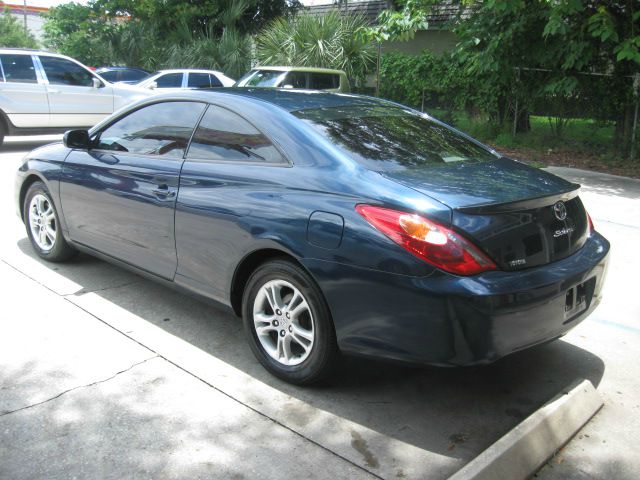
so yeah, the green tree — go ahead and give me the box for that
[255,11,376,84]
[393,0,640,155]
[358,0,429,95]
[0,8,38,48]
[42,0,298,76]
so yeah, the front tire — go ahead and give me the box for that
[242,259,339,385]
[23,181,77,262]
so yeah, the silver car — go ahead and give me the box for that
[0,48,151,146]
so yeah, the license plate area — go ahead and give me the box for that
[564,278,596,322]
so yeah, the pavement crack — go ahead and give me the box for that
[0,356,158,418]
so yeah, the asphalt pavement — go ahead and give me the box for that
[0,136,638,479]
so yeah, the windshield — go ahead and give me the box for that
[237,70,286,87]
[293,105,498,171]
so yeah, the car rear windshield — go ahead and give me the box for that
[293,105,498,170]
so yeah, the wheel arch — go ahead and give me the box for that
[18,173,47,220]
[230,248,315,317]
[0,109,9,136]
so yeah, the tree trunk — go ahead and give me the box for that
[615,103,634,157]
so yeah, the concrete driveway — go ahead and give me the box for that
[1,136,638,479]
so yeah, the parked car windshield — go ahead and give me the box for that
[293,105,498,171]
[237,70,286,87]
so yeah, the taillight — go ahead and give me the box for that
[356,205,497,276]
[587,212,594,234]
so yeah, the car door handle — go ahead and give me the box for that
[151,185,176,199]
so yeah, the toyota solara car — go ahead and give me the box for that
[15,89,610,385]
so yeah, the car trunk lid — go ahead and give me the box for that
[381,158,589,271]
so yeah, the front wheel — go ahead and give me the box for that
[23,181,77,262]
[242,259,339,385]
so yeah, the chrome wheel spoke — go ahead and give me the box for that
[45,226,56,243]
[265,284,284,312]
[276,335,293,362]
[289,300,309,321]
[255,324,277,336]
[39,228,48,246]
[254,312,275,324]
[291,323,313,343]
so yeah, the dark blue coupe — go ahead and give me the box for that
[15,89,610,384]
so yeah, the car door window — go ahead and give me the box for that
[187,105,284,164]
[40,56,94,86]
[209,74,223,87]
[155,73,183,88]
[187,73,212,89]
[309,73,339,90]
[284,72,307,88]
[95,101,206,158]
[0,54,37,83]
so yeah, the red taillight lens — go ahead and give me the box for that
[587,212,594,234]
[356,205,497,276]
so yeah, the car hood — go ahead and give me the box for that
[380,157,577,209]
[111,82,152,94]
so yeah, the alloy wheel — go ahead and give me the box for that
[252,279,315,366]
[28,194,57,252]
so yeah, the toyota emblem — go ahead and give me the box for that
[553,201,567,221]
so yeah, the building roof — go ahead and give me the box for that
[302,0,469,29]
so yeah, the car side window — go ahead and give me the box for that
[309,73,338,90]
[155,73,183,88]
[39,56,94,87]
[284,72,307,88]
[95,101,206,158]
[0,54,37,83]
[187,73,211,89]
[187,105,285,164]
[209,74,223,88]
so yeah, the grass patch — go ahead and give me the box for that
[427,109,615,151]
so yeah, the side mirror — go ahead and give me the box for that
[63,129,91,149]
[147,81,158,90]
[92,77,103,88]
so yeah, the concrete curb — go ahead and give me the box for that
[448,379,603,480]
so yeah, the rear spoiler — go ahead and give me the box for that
[456,184,581,214]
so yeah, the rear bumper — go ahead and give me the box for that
[303,232,610,366]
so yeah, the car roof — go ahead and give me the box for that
[197,88,390,113]
[0,48,69,58]
[250,66,346,76]
[96,66,148,72]
[156,69,225,75]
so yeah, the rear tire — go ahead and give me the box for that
[242,258,339,385]
[23,181,77,262]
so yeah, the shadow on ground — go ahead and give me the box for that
[14,238,605,463]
